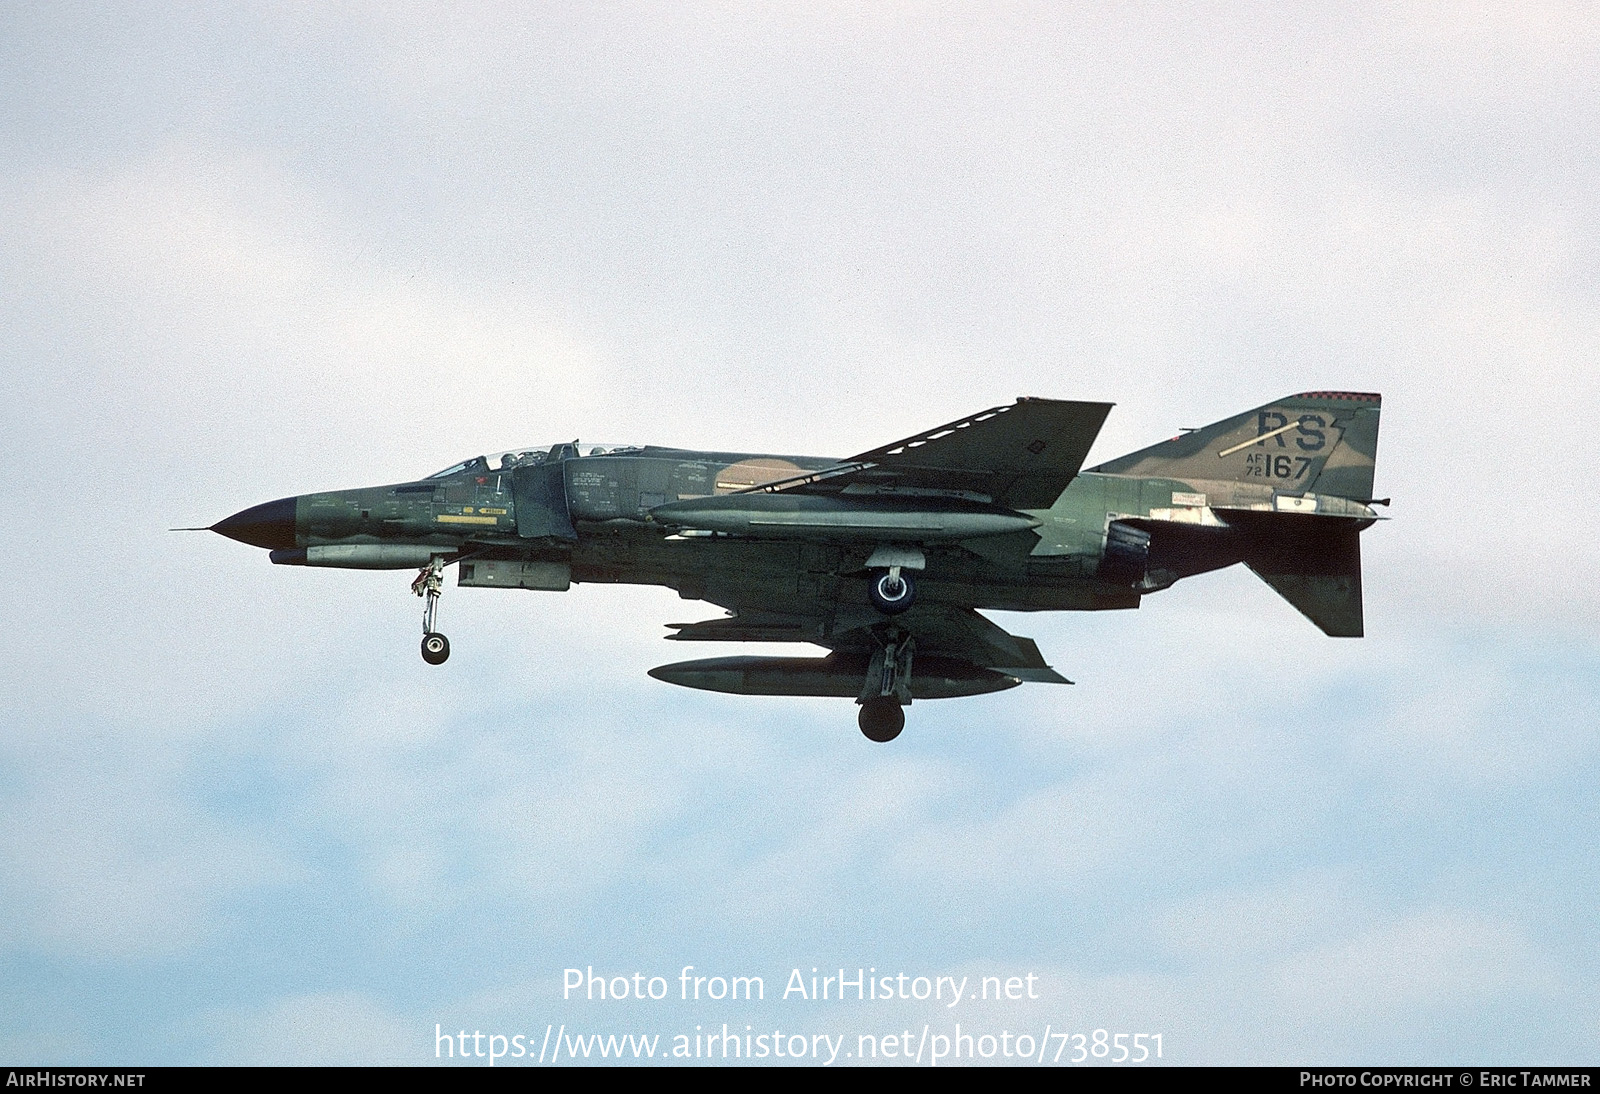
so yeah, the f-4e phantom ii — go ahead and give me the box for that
[206,391,1383,741]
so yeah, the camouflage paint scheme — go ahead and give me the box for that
[209,393,1383,738]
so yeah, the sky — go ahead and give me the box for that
[2,1,1598,1066]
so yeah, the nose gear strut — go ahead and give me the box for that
[413,557,450,664]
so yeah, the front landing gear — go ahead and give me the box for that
[421,632,450,665]
[412,557,449,665]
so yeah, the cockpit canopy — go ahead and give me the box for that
[425,443,642,478]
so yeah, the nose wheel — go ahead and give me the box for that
[412,557,449,665]
[421,631,450,665]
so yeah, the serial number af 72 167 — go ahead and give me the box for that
[1241,452,1315,479]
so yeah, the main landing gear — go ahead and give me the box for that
[858,698,905,742]
[865,545,924,616]
[868,569,915,614]
[856,631,913,742]
[413,557,449,665]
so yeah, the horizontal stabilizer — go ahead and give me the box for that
[1240,521,1364,637]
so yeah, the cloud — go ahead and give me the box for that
[0,736,297,960]
[202,991,414,1065]
[0,149,615,486]
[2,0,1599,1066]
[1269,911,1557,1024]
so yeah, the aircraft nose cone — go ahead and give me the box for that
[212,496,299,550]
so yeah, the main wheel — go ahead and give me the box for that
[868,570,916,615]
[858,698,905,742]
[421,632,450,665]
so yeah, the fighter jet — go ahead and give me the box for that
[206,392,1383,741]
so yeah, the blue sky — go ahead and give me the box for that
[2,3,1598,1065]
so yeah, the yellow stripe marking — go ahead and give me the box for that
[436,514,500,525]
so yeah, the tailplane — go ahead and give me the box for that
[1225,511,1365,636]
[1093,392,1382,637]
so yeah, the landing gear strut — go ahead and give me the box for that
[412,557,449,665]
[856,632,913,742]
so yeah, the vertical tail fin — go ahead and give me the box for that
[1091,391,1382,501]
[1092,391,1382,637]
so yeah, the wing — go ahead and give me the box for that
[668,604,1071,684]
[874,605,1072,683]
[750,398,1113,510]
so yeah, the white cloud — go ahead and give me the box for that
[0,150,616,487]
[1268,911,1558,1025]
[202,991,414,1065]
[1,0,1598,1065]
[0,738,297,960]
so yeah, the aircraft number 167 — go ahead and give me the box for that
[1242,452,1312,479]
